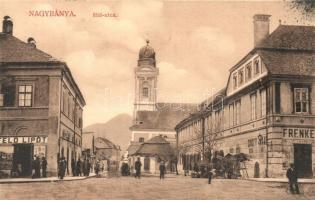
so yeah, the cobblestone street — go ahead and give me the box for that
[0,176,314,200]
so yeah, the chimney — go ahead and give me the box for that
[253,14,271,47]
[27,37,36,48]
[2,16,13,35]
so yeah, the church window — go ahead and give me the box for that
[142,87,149,98]
[139,137,144,142]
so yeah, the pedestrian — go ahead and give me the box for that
[71,158,76,176]
[87,159,91,176]
[34,156,41,178]
[134,157,142,179]
[41,157,47,178]
[286,163,300,194]
[95,160,100,176]
[76,158,82,176]
[58,157,67,180]
[208,168,215,184]
[159,161,166,180]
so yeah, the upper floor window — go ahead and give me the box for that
[0,94,3,107]
[250,93,257,120]
[238,69,244,85]
[233,73,237,89]
[294,88,309,113]
[245,63,252,81]
[260,89,266,117]
[18,85,33,107]
[235,100,241,125]
[1,83,16,107]
[254,59,260,75]
[229,104,234,127]
[139,137,144,143]
[142,87,149,98]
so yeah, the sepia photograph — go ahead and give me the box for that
[0,0,314,199]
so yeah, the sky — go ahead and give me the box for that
[1,0,314,127]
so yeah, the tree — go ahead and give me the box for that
[192,121,218,163]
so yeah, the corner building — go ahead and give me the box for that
[175,14,315,178]
[0,16,85,177]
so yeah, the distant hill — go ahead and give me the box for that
[83,113,133,152]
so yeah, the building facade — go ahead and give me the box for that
[128,41,198,173]
[0,16,85,178]
[175,14,315,178]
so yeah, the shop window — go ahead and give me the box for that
[294,88,309,113]
[250,93,257,120]
[18,85,33,107]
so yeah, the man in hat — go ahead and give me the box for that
[159,161,166,180]
[134,157,142,179]
[286,163,300,194]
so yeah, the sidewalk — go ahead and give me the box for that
[0,173,96,184]
[248,178,315,184]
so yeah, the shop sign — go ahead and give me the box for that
[283,128,315,139]
[0,136,48,144]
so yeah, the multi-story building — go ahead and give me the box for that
[0,16,85,177]
[175,14,315,178]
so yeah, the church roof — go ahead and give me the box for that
[130,103,198,131]
[139,40,155,60]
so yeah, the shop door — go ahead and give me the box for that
[294,144,312,178]
[13,144,33,177]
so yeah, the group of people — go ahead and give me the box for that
[133,158,167,180]
[32,156,47,178]
[70,158,92,177]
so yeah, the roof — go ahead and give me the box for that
[258,49,315,76]
[0,33,86,106]
[94,137,120,150]
[130,102,198,131]
[230,25,315,73]
[0,33,59,63]
[256,25,315,51]
[127,143,141,155]
[132,136,175,159]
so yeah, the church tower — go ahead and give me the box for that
[134,40,159,119]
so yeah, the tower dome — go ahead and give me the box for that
[139,39,155,60]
